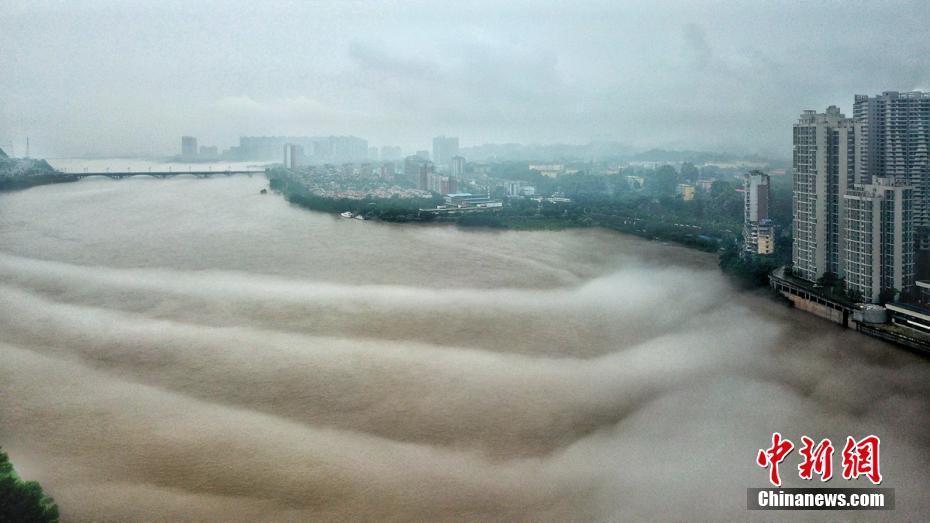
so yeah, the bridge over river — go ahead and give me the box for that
[69,168,266,180]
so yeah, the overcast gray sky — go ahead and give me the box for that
[2,0,928,158]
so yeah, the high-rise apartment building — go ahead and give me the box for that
[181,136,198,158]
[793,100,919,303]
[432,136,459,169]
[404,155,428,186]
[328,136,369,163]
[199,145,218,158]
[844,178,915,302]
[854,91,930,231]
[743,171,774,256]
[440,176,457,195]
[419,162,436,192]
[380,162,396,180]
[792,106,859,282]
[451,156,466,178]
[283,143,303,170]
[380,146,403,162]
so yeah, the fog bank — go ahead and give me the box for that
[1,178,929,520]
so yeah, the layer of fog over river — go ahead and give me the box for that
[1,170,929,521]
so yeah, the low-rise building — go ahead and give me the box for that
[676,183,695,201]
[626,175,645,189]
[443,193,501,208]
[529,163,564,178]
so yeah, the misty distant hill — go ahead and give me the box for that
[458,142,784,165]
[0,156,57,177]
[0,156,73,191]
[460,142,637,163]
[629,148,781,165]
[0,153,68,191]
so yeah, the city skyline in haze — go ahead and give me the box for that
[2,0,929,158]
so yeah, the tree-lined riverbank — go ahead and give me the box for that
[267,166,791,286]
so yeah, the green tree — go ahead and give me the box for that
[647,165,679,197]
[718,243,780,287]
[0,447,59,523]
[846,288,865,303]
[680,162,699,183]
[878,288,898,305]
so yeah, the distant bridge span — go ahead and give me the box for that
[72,169,266,180]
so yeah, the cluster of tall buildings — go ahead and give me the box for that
[403,154,460,194]
[180,136,219,160]
[451,155,466,178]
[225,136,370,163]
[222,134,463,173]
[792,91,930,303]
[431,136,459,169]
[192,132,469,195]
[380,146,403,162]
[283,143,302,170]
